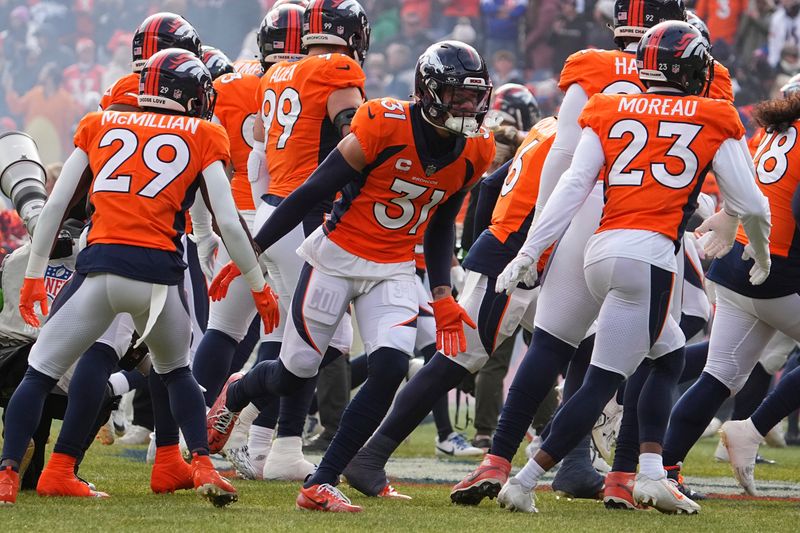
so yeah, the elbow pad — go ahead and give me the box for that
[0,132,47,236]
[333,108,357,138]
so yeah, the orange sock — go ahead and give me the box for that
[37,452,108,498]
[151,444,193,494]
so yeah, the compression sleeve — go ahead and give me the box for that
[712,137,772,265]
[473,160,511,239]
[535,83,589,213]
[201,161,265,291]
[26,148,89,278]
[247,140,270,207]
[252,148,360,251]
[425,190,467,290]
[519,127,605,260]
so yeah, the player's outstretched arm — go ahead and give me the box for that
[535,84,588,214]
[201,161,265,291]
[251,133,367,251]
[21,148,91,325]
[713,137,772,280]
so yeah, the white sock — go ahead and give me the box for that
[639,452,666,481]
[514,458,546,491]
[248,424,274,456]
[108,372,130,396]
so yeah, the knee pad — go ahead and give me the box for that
[703,359,745,395]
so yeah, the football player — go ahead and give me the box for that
[452,0,736,505]
[0,49,279,507]
[491,21,769,514]
[662,80,800,498]
[206,40,495,511]
[208,0,369,482]
[191,4,306,479]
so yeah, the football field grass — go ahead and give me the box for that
[2,422,799,532]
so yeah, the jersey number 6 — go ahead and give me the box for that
[92,128,190,198]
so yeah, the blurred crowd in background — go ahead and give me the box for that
[0,0,798,253]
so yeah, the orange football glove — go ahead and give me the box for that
[208,261,241,301]
[252,284,280,334]
[430,296,476,356]
[19,277,48,327]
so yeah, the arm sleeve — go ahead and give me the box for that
[201,161,265,291]
[253,148,359,251]
[425,190,467,290]
[26,148,89,278]
[520,128,605,259]
[188,194,213,239]
[248,140,270,206]
[536,83,589,213]
[473,160,511,238]
[712,137,771,262]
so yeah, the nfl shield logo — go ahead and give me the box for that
[425,165,437,176]
[44,264,75,302]
[337,25,345,35]
[672,64,681,74]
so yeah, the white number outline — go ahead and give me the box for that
[755,127,797,185]
[91,128,191,198]
[262,87,302,149]
[500,137,540,197]
[607,120,703,189]
[374,178,446,235]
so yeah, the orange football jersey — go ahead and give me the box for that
[489,117,557,244]
[213,72,262,211]
[234,59,264,77]
[695,0,747,44]
[737,123,800,258]
[259,53,365,198]
[74,110,230,252]
[580,92,744,241]
[99,72,139,110]
[558,48,733,102]
[324,99,495,264]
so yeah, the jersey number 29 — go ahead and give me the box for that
[92,128,190,197]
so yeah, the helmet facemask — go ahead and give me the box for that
[420,80,492,137]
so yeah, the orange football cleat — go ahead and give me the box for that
[191,453,238,507]
[36,453,109,498]
[603,471,644,510]
[450,453,511,505]
[206,373,244,454]
[296,483,363,512]
[0,466,19,505]
[151,444,194,494]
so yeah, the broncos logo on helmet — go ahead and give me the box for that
[138,48,217,120]
[132,12,202,72]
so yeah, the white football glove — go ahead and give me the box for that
[742,243,771,286]
[190,232,220,281]
[695,210,739,259]
[495,253,537,295]
[451,264,466,294]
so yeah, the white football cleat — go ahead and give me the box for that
[224,444,258,480]
[118,424,152,445]
[719,419,762,496]
[263,437,315,481]
[497,478,538,513]
[525,435,542,460]
[592,398,622,463]
[633,474,700,514]
[764,424,787,448]
[435,432,484,457]
[701,417,722,439]
[714,438,729,463]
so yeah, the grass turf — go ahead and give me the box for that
[2,422,798,532]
